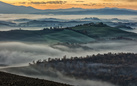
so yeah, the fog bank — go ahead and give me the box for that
[0,41,137,67]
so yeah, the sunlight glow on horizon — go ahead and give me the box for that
[0,0,137,10]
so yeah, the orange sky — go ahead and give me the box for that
[0,0,137,10]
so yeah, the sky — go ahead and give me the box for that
[0,0,137,10]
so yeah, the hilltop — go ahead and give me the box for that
[70,23,137,39]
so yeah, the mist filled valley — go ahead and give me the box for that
[0,14,137,86]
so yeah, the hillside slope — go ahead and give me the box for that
[0,71,71,86]
[70,23,137,39]
[0,29,94,43]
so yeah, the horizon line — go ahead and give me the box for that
[0,1,137,11]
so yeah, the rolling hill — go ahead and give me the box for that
[70,23,137,39]
[0,23,137,44]
[0,29,95,44]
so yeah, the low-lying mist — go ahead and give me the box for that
[2,65,116,86]
[1,40,137,86]
[0,42,63,66]
[0,41,137,67]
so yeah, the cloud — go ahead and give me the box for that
[18,1,67,5]
[75,1,85,2]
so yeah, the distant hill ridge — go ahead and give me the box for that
[0,1,137,15]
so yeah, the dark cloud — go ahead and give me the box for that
[82,3,120,7]
[18,1,67,5]
[75,1,85,2]
[82,3,97,6]
[30,1,67,4]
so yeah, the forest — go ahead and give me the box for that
[30,53,137,86]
